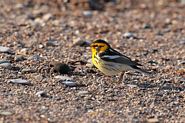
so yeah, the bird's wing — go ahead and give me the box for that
[99,48,142,66]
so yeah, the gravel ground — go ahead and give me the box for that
[0,0,185,123]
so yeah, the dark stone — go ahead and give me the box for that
[53,63,71,74]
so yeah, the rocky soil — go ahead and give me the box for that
[0,0,185,123]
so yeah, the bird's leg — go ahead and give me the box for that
[111,75,117,83]
[118,71,125,83]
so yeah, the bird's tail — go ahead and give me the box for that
[132,66,153,76]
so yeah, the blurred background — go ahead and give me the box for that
[4,0,185,9]
[1,0,185,12]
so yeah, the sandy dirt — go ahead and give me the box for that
[0,0,185,123]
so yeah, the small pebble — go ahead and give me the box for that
[52,20,60,26]
[15,3,24,9]
[126,84,138,88]
[179,38,185,45]
[27,14,35,20]
[11,66,21,71]
[156,31,164,36]
[0,60,11,69]
[77,91,89,96]
[143,23,152,29]
[0,110,12,116]
[149,48,158,53]
[148,60,158,65]
[34,18,45,26]
[53,63,71,74]
[14,55,26,62]
[0,60,10,64]
[42,13,53,21]
[123,32,137,39]
[0,63,12,69]
[0,46,12,53]
[38,44,44,48]
[46,40,60,47]
[21,68,36,73]
[28,54,41,61]
[83,11,93,17]
[88,0,104,10]
[8,78,30,85]
[18,48,29,55]
[54,75,77,87]
[54,75,72,80]
[62,80,77,87]
[165,18,172,25]
[147,117,159,123]
[178,60,185,65]
[36,91,47,97]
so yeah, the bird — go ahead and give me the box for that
[90,39,151,82]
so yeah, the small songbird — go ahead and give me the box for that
[90,39,151,82]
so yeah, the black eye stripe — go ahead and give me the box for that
[93,45,104,47]
[92,45,104,48]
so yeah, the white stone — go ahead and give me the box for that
[9,79,30,85]
[0,46,11,53]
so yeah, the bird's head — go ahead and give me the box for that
[90,39,110,54]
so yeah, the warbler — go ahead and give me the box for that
[90,39,151,82]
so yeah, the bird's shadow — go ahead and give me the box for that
[124,79,185,92]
